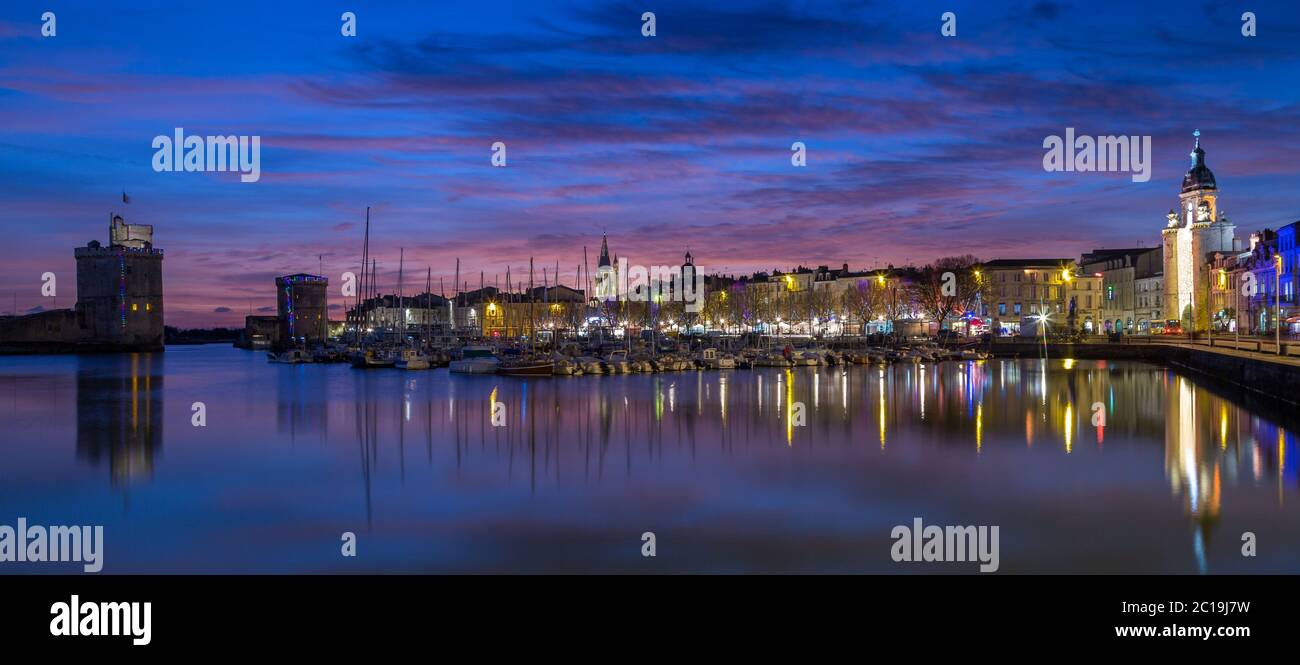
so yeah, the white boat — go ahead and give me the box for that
[754,352,792,367]
[890,349,922,363]
[698,348,735,369]
[790,350,821,366]
[577,356,605,375]
[268,348,312,364]
[604,350,632,374]
[395,347,431,370]
[662,354,694,371]
[449,346,500,374]
[552,357,580,375]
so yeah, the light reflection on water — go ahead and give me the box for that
[0,346,1297,573]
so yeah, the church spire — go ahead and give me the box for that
[1181,129,1215,194]
[598,232,611,268]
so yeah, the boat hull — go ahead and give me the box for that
[449,360,499,374]
[499,363,554,376]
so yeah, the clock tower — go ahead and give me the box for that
[1161,131,1235,329]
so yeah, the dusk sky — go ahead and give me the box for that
[3,0,1300,327]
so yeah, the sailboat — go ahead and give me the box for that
[498,257,553,376]
[498,356,553,376]
[392,248,431,370]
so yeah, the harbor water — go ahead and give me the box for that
[1,345,1297,573]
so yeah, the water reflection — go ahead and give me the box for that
[2,348,1298,572]
[75,353,162,485]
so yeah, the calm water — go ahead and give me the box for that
[1,345,1297,573]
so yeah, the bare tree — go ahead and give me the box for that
[908,255,985,331]
[841,279,884,335]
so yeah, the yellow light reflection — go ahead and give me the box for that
[878,372,886,449]
[1064,403,1073,454]
[720,376,728,422]
[1219,405,1228,450]
[785,369,794,446]
[919,365,926,420]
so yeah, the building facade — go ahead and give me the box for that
[1080,247,1161,334]
[982,259,1078,334]
[1161,132,1236,331]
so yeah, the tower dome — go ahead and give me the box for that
[1180,130,1216,194]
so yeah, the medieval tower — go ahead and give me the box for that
[1161,131,1235,330]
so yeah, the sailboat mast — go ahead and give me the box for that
[452,258,460,338]
[356,206,370,346]
[397,247,405,344]
[528,257,535,353]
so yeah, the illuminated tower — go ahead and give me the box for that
[73,214,164,350]
[595,232,618,301]
[275,274,329,347]
[1161,131,1235,329]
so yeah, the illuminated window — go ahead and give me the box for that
[131,303,138,312]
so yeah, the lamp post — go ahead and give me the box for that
[1207,263,1213,346]
[1276,254,1283,355]
[1231,268,1240,348]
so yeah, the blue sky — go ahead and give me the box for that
[3,1,1300,326]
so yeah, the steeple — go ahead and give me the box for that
[1181,129,1216,194]
[598,233,611,268]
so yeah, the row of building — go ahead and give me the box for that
[984,133,1296,337]
[244,134,1294,345]
[7,132,1282,353]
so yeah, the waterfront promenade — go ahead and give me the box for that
[989,334,1300,406]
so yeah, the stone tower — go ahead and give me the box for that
[1161,131,1235,330]
[73,214,165,350]
[275,274,329,347]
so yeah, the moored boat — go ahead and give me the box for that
[268,348,312,364]
[395,347,431,370]
[351,348,395,368]
[449,346,500,374]
[499,355,554,376]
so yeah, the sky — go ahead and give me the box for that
[3,1,1300,327]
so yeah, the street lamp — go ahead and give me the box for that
[1207,263,1213,346]
[1276,254,1283,355]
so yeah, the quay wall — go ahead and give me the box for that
[989,340,1300,406]
[0,308,164,355]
